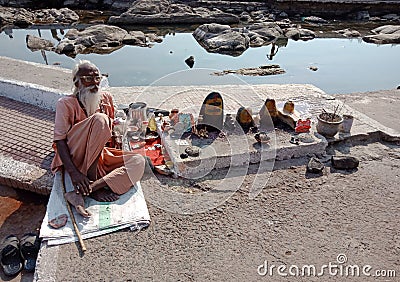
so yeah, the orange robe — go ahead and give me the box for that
[51,93,144,195]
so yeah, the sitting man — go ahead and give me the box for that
[51,60,145,217]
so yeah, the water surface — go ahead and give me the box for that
[0,28,399,94]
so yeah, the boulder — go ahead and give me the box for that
[193,23,250,56]
[246,22,283,46]
[54,24,136,57]
[0,7,34,27]
[108,0,239,25]
[331,156,359,170]
[363,25,400,44]
[26,35,54,51]
[335,28,361,38]
[307,157,324,173]
[0,7,78,27]
[34,8,79,24]
[53,24,163,57]
[284,27,315,41]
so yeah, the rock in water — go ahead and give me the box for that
[307,157,324,173]
[185,56,195,68]
[331,156,359,170]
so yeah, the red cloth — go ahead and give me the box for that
[130,137,164,166]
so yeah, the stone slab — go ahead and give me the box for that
[161,127,328,178]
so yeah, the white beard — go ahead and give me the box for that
[77,85,102,116]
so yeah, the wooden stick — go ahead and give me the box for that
[61,168,87,252]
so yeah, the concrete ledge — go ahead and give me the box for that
[162,128,328,178]
[0,153,53,195]
[0,78,66,111]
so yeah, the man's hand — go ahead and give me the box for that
[69,170,92,196]
[55,139,92,196]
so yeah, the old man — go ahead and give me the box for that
[51,60,145,217]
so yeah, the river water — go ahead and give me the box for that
[0,27,399,94]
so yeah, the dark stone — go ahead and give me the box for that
[185,56,195,68]
[307,157,324,173]
[331,156,359,170]
[185,146,200,157]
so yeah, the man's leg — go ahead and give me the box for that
[99,152,145,195]
[67,113,112,175]
[64,113,112,214]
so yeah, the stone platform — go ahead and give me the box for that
[0,56,399,195]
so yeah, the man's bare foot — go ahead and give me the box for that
[65,191,91,217]
[90,188,120,202]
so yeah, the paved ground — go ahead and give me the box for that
[0,56,399,281]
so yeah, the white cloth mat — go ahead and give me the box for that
[40,171,150,245]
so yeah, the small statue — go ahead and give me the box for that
[259,98,279,130]
[236,107,256,134]
[198,92,224,132]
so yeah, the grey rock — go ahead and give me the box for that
[363,25,400,44]
[335,28,361,38]
[193,23,250,56]
[26,34,54,51]
[54,24,158,57]
[307,157,324,173]
[331,156,359,170]
[55,24,128,57]
[0,7,78,27]
[302,16,328,24]
[284,27,315,41]
[246,22,283,42]
[108,0,239,25]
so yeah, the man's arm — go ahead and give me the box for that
[55,139,91,195]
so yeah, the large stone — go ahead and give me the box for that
[0,7,34,27]
[193,23,250,56]
[55,24,128,56]
[54,24,158,57]
[331,156,360,170]
[108,0,239,25]
[246,22,283,45]
[0,7,78,27]
[35,8,79,24]
[284,27,315,41]
[26,35,55,51]
[363,25,400,44]
[307,157,324,173]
